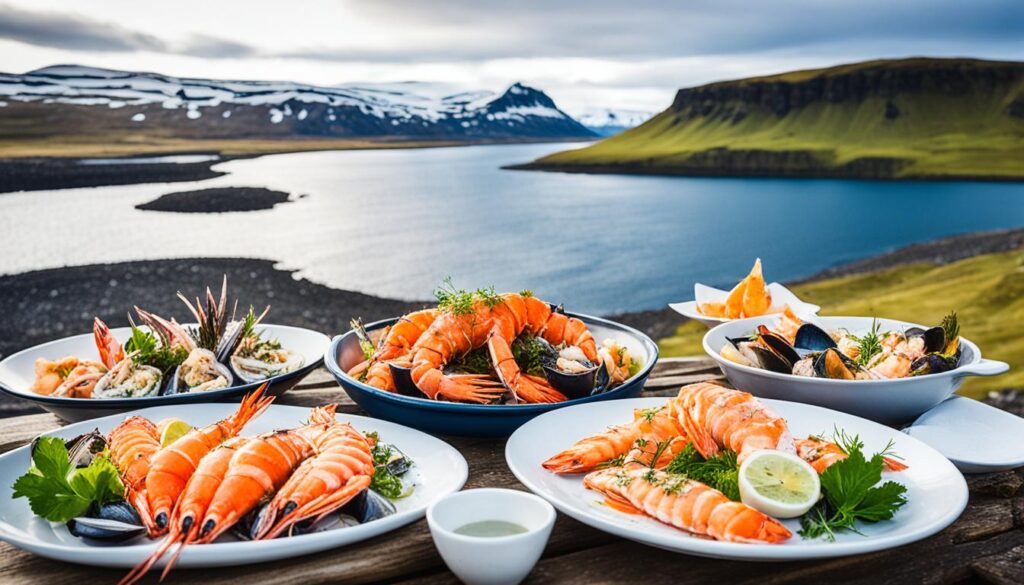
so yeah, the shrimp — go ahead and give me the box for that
[145,389,273,533]
[795,436,908,473]
[94,317,126,368]
[107,416,161,534]
[670,382,794,462]
[252,418,374,540]
[348,309,440,390]
[409,293,595,403]
[584,467,791,544]
[543,406,686,473]
[118,437,250,585]
[194,405,341,543]
[51,361,107,398]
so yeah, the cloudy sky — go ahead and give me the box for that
[2,0,1022,114]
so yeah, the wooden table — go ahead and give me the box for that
[1,358,1022,585]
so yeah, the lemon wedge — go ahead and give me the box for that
[158,418,194,448]
[738,450,820,518]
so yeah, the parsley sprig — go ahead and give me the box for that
[12,436,124,522]
[798,432,907,541]
[366,432,413,499]
[664,444,740,501]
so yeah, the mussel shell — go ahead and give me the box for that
[542,362,599,400]
[748,345,792,374]
[65,430,107,468]
[387,363,425,397]
[813,348,858,380]
[794,323,837,352]
[239,489,397,540]
[592,364,611,395]
[230,351,304,384]
[339,488,397,525]
[907,326,946,354]
[168,351,234,395]
[68,501,145,542]
[910,354,957,376]
[757,326,801,365]
[384,446,412,476]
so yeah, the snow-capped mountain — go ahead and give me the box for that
[0,65,596,141]
[572,108,654,136]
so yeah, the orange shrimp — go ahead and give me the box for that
[145,389,273,533]
[193,405,340,543]
[543,406,686,473]
[117,436,250,585]
[670,382,794,462]
[795,436,908,474]
[409,293,595,404]
[107,416,161,534]
[584,467,791,544]
[94,317,126,368]
[348,309,440,390]
[51,361,107,398]
[252,418,374,539]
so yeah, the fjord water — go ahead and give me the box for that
[1,143,1022,314]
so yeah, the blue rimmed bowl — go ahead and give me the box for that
[0,324,330,422]
[325,313,659,437]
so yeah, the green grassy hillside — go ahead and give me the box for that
[525,58,1024,180]
[659,250,1024,397]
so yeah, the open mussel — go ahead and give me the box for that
[168,348,234,395]
[910,354,958,376]
[64,430,107,468]
[67,501,146,542]
[757,325,801,365]
[540,343,610,399]
[237,488,397,540]
[905,326,946,355]
[793,323,837,353]
[93,359,163,399]
[388,362,425,397]
[338,488,397,526]
[723,334,793,374]
[813,348,862,380]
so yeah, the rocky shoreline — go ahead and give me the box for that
[136,187,296,213]
[1,227,1020,415]
[0,155,229,194]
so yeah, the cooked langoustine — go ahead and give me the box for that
[542,406,687,474]
[794,436,908,474]
[144,389,273,534]
[252,415,374,540]
[107,416,161,535]
[670,382,794,462]
[584,467,791,544]
[407,292,596,404]
[348,309,441,390]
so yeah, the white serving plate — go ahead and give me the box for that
[0,324,330,422]
[670,282,820,329]
[506,397,968,561]
[905,396,1024,473]
[704,315,1008,424]
[0,403,468,569]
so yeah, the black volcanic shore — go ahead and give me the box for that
[0,156,228,194]
[1,227,1021,416]
[137,187,295,213]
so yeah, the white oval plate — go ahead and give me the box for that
[506,397,967,561]
[0,403,468,569]
[905,396,1024,474]
[670,282,820,329]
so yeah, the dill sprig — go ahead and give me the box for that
[850,319,884,366]
[941,311,959,342]
[434,277,503,315]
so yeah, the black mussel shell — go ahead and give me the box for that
[794,323,837,353]
[749,345,792,374]
[591,364,611,396]
[65,430,107,469]
[384,446,412,476]
[339,488,397,525]
[388,363,424,397]
[907,326,946,354]
[68,501,145,542]
[813,348,858,380]
[542,361,599,400]
[757,326,801,365]
[549,303,565,315]
[910,354,957,376]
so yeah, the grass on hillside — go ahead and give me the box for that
[659,250,1024,397]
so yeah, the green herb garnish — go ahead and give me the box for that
[448,346,493,375]
[434,277,504,315]
[850,319,884,366]
[511,333,547,376]
[798,432,907,541]
[12,437,124,522]
[941,311,959,343]
[664,444,740,501]
[124,324,188,375]
[366,432,413,499]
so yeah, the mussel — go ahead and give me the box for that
[67,501,146,542]
[168,348,234,395]
[237,489,397,540]
[540,343,610,399]
[93,359,163,399]
[230,349,304,384]
[813,348,861,380]
[793,323,837,353]
[65,430,107,468]
[905,326,946,355]
[757,325,801,365]
[388,362,425,397]
[383,445,412,476]
[910,354,957,376]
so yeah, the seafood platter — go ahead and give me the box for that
[670,259,820,328]
[0,278,330,422]
[325,282,659,437]
[703,312,1008,422]
[0,391,468,576]
[506,383,969,561]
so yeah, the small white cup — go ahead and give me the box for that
[427,488,555,585]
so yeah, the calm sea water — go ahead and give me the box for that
[2,143,1022,314]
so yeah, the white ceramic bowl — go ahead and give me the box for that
[427,488,555,585]
[703,315,1009,423]
[670,282,820,329]
[0,324,330,422]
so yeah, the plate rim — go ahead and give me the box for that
[905,395,1024,472]
[505,396,968,560]
[0,324,331,407]
[0,402,468,567]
